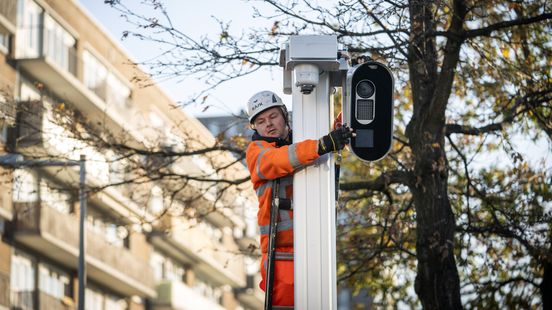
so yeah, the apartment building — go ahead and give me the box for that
[0,0,262,309]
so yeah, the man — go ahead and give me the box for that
[245,90,352,308]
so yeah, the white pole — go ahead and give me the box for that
[293,70,336,309]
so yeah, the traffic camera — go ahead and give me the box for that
[344,61,394,162]
[280,35,340,94]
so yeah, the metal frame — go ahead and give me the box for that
[292,72,336,309]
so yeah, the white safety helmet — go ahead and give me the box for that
[247,91,287,123]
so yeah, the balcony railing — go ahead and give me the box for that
[13,202,155,297]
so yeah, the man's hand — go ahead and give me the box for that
[318,126,354,155]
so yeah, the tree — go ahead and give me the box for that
[101,0,552,307]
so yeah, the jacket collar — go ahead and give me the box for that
[252,130,292,147]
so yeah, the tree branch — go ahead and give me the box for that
[464,12,552,39]
[340,170,410,191]
[446,87,552,136]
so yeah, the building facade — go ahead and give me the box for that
[0,0,262,309]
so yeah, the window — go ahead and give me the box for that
[105,294,127,310]
[15,0,75,72]
[150,251,186,282]
[43,15,75,73]
[85,287,104,310]
[193,278,222,305]
[83,50,130,107]
[0,91,15,141]
[150,251,164,282]
[164,257,185,282]
[16,0,43,58]
[199,221,223,244]
[10,250,36,310]
[86,206,129,248]
[106,73,130,108]
[86,285,127,310]
[83,50,108,100]
[0,29,9,54]
[11,250,75,309]
[38,263,70,300]
[148,186,164,215]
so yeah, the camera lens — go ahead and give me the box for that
[356,80,375,98]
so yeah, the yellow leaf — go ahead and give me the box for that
[501,47,510,59]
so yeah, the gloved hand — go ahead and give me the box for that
[318,126,353,155]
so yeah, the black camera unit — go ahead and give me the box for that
[344,61,394,162]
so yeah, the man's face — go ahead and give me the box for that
[252,107,289,139]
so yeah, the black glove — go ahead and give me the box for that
[318,126,353,155]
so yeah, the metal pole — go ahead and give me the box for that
[293,71,336,309]
[77,154,87,310]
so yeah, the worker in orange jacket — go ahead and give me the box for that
[245,90,352,308]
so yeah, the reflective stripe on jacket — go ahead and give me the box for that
[245,138,319,253]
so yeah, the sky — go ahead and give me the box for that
[78,0,285,117]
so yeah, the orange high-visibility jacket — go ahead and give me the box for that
[246,136,320,306]
[246,137,320,252]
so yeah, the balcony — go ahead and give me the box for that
[15,29,145,145]
[13,202,155,297]
[15,100,112,185]
[153,280,225,310]
[151,217,245,288]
